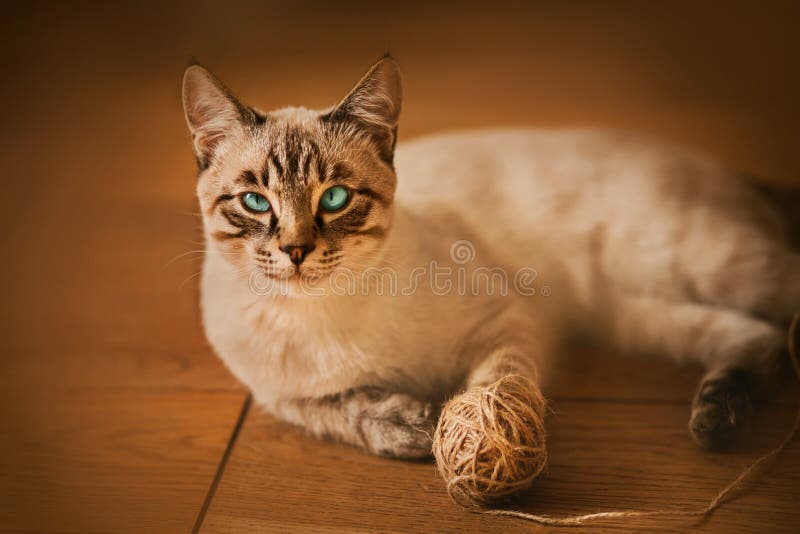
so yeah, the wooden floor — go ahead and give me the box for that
[2,2,799,532]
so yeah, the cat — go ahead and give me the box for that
[182,55,799,458]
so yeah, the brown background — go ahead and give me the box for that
[1,1,799,533]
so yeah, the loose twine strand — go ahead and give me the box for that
[481,312,800,526]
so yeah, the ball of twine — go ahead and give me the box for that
[432,374,548,508]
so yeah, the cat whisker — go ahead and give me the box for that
[162,250,208,270]
[177,270,203,290]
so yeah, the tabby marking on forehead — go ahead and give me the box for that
[261,122,324,187]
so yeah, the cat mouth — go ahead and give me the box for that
[257,265,333,281]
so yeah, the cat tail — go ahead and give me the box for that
[753,180,800,246]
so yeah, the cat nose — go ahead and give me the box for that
[279,243,316,265]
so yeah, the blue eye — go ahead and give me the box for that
[320,186,349,212]
[241,192,270,213]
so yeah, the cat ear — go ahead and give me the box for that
[324,56,403,163]
[182,65,250,169]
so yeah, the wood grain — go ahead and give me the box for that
[0,390,247,533]
[0,195,249,534]
[0,173,247,532]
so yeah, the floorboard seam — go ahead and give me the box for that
[192,393,252,533]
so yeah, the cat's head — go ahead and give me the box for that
[182,57,401,294]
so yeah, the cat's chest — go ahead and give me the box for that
[255,313,341,380]
[209,292,391,400]
[201,257,481,402]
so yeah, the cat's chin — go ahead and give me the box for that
[247,267,342,299]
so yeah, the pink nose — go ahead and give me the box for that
[279,243,315,265]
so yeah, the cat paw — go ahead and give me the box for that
[689,368,753,449]
[359,393,437,459]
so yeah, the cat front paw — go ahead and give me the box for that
[358,393,437,459]
[689,368,753,449]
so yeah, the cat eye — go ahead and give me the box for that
[319,186,350,212]
[241,192,271,213]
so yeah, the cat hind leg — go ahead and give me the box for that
[607,293,784,448]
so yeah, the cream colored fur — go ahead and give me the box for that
[204,127,793,392]
[187,59,798,457]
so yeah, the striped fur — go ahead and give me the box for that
[183,60,398,285]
